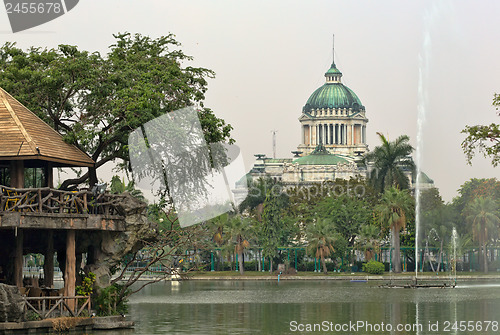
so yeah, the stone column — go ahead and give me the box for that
[43,231,54,287]
[335,124,338,144]
[311,125,316,146]
[64,230,76,311]
[14,229,23,288]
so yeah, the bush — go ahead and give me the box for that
[94,283,129,316]
[363,260,385,274]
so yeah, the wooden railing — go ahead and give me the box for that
[0,186,125,216]
[24,295,91,319]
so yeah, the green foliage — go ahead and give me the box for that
[25,311,41,321]
[316,192,372,246]
[362,260,385,274]
[462,93,500,167]
[306,219,344,274]
[76,272,96,297]
[95,284,130,316]
[465,196,500,273]
[261,190,282,261]
[452,178,500,235]
[376,187,415,273]
[0,33,233,188]
[109,175,146,201]
[364,133,415,193]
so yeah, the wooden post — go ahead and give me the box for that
[64,230,76,311]
[83,193,87,212]
[10,160,24,188]
[46,163,53,188]
[43,231,54,287]
[38,189,42,212]
[14,228,23,288]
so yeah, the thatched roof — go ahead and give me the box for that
[0,87,94,167]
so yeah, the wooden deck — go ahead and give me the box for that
[0,186,127,231]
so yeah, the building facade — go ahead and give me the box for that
[245,47,433,190]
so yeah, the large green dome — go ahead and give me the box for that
[303,64,363,114]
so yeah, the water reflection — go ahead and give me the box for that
[93,280,500,335]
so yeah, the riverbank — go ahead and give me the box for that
[185,271,500,281]
[0,315,133,334]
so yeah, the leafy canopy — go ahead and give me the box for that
[462,93,500,167]
[364,133,415,193]
[0,33,233,188]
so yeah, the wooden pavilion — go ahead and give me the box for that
[0,87,127,308]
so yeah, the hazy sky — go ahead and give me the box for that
[1,0,499,201]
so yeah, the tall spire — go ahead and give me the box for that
[332,34,335,67]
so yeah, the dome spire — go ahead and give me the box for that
[332,34,335,67]
[325,35,342,83]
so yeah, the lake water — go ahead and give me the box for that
[97,280,500,335]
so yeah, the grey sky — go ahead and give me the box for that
[1,0,498,202]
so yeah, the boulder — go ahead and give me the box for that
[0,284,24,322]
[83,194,157,288]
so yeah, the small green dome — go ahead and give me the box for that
[293,144,349,165]
[325,64,342,75]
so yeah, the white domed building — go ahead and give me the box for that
[246,54,367,186]
[243,45,433,190]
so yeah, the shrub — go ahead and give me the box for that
[362,260,385,274]
[94,283,129,316]
[76,272,96,297]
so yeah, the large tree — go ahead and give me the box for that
[0,33,232,188]
[364,133,415,193]
[316,193,372,247]
[225,215,251,275]
[376,187,415,273]
[465,197,500,273]
[452,178,500,235]
[462,93,500,167]
[306,219,340,274]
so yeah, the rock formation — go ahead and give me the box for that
[0,284,24,322]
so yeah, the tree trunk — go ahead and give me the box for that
[483,241,488,274]
[258,250,262,272]
[321,256,328,274]
[88,166,98,187]
[238,251,244,275]
[269,258,273,273]
[393,227,402,273]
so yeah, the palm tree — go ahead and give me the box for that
[465,197,500,273]
[376,187,414,273]
[226,215,251,275]
[422,205,455,273]
[306,219,338,274]
[364,133,414,193]
[110,175,146,201]
[357,224,381,262]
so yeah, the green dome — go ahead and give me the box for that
[303,64,363,114]
[293,144,349,165]
[325,64,342,75]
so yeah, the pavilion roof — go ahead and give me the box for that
[0,87,95,167]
